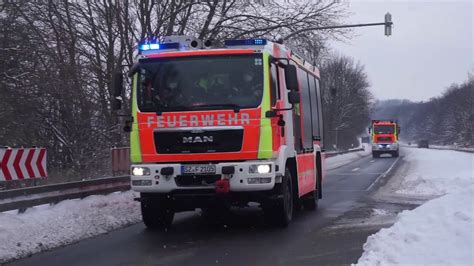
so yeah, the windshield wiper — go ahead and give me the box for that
[190,104,241,113]
[155,105,191,115]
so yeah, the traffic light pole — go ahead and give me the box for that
[283,13,393,40]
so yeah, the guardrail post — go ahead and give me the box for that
[111,147,130,176]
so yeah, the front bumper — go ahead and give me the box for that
[372,143,399,151]
[130,161,277,193]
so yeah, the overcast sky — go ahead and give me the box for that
[330,0,473,101]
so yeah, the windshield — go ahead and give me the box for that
[374,125,395,134]
[137,54,264,112]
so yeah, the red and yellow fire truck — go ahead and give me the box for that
[113,36,325,228]
[369,120,400,158]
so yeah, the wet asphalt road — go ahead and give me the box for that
[9,154,400,266]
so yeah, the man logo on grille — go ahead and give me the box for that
[183,136,214,144]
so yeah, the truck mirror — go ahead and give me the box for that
[123,120,132,132]
[284,65,298,91]
[112,98,122,110]
[113,72,124,97]
[112,71,124,110]
[288,91,300,104]
[368,127,371,134]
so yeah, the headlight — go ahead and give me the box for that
[132,167,150,176]
[249,164,271,174]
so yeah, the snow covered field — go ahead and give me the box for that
[0,192,141,263]
[356,148,474,265]
[395,148,473,196]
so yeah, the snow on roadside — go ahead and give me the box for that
[326,144,371,171]
[0,191,140,264]
[395,149,473,196]
[356,186,473,266]
[355,148,474,265]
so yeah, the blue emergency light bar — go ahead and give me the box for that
[224,38,267,46]
[138,37,180,53]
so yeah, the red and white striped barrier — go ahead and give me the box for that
[0,148,47,181]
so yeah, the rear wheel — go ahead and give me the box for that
[264,167,293,227]
[141,195,175,230]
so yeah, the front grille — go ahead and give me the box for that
[378,144,390,149]
[377,136,392,142]
[154,129,243,154]
[175,174,221,187]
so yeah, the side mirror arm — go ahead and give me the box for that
[265,104,296,118]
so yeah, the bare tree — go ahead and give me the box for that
[1,0,352,180]
[320,54,373,149]
[372,77,473,147]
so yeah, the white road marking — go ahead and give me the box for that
[351,167,360,172]
[370,160,375,163]
[365,157,401,191]
[332,173,383,176]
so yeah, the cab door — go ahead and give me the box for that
[295,68,316,197]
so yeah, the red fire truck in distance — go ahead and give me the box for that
[369,120,400,158]
[113,36,325,228]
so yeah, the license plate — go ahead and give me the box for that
[181,165,216,175]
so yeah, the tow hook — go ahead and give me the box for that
[215,179,230,194]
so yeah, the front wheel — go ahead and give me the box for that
[392,150,399,157]
[302,185,319,211]
[263,167,293,227]
[372,151,380,158]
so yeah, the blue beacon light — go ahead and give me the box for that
[224,39,268,46]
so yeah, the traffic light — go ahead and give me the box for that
[385,12,392,36]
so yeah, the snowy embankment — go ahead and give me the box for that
[326,144,371,171]
[0,191,140,263]
[355,148,474,265]
[428,144,474,153]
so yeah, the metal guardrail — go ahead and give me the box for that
[432,147,474,153]
[325,147,365,158]
[0,176,130,213]
[0,148,367,213]
[401,144,474,153]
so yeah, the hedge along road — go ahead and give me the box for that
[9,153,400,266]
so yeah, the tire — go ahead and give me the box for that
[264,167,293,227]
[372,151,380,158]
[302,186,319,211]
[141,198,174,230]
[392,150,399,157]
